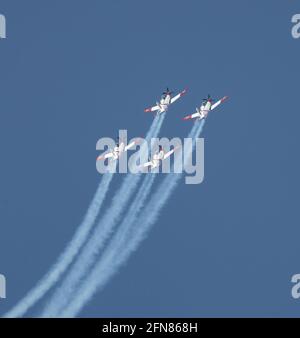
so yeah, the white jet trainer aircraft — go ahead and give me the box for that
[97,138,139,162]
[183,95,228,121]
[144,88,187,115]
[142,145,180,170]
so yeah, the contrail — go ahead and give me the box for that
[58,174,156,317]
[58,120,205,317]
[4,115,161,318]
[3,173,114,318]
[41,115,165,317]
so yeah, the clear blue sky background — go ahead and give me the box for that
[0,0,299,317]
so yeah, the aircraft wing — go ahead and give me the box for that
[124,140,136,151]
[97,152,114,161]
[182,111,201,121]
[170,88,187,104]
[163,146,180,160]
[144,105,160,113]
[143,161,153,168]
[210,96,228,111]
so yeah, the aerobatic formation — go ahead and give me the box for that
[4,88,228,318]
[97,88,228,170]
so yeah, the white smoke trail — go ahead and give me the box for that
[58,120,205,317]
[3,173,114,318]
[41,115,165,317]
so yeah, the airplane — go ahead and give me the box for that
[141,145,180,170]
[97,137,139,162]
[144,87,187,115]
[182,95,228,121]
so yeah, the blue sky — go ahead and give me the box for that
[0,0,300,317]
